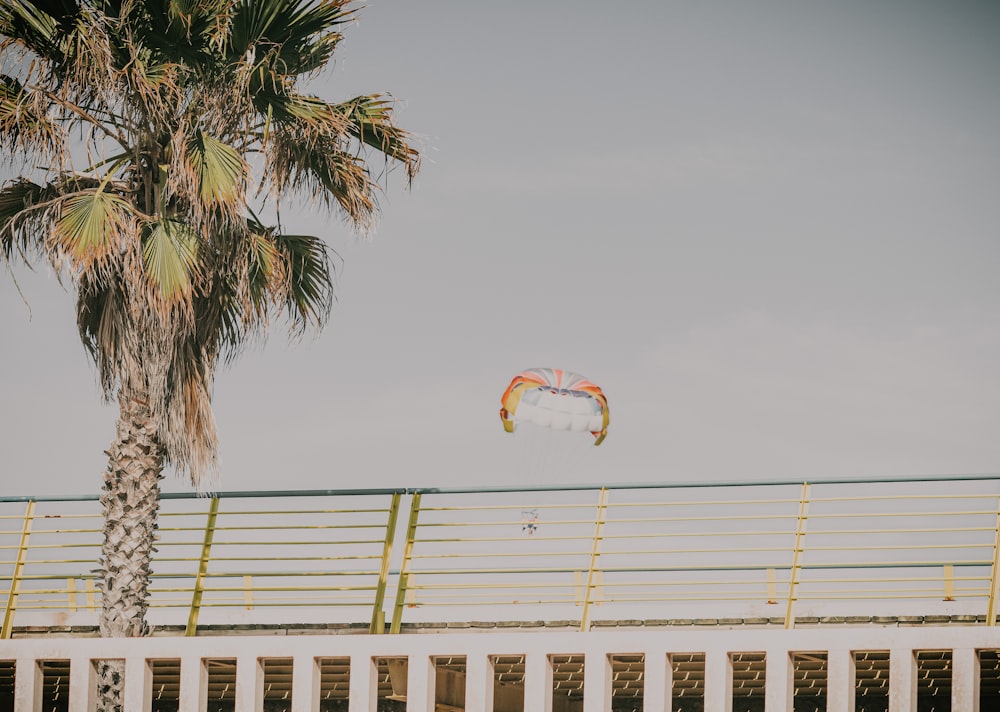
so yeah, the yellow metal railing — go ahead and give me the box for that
[785,483,811,628]
[1,501,34,638]
[2,476,1000,635]
[580,487,609,632]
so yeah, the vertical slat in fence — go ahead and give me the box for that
[785,482,810,630]
[2,501,35,639]
[390,493,421,634]
[370,492,401,634]
[186,497,220,637]
[580,488,609,633]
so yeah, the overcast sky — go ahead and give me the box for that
[2,0,998,497]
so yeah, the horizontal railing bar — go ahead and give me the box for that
[0,527,101,535]
[0,542,100,550]
[801,561,992,569]
[155,525,371,534]
[418,514,799,527]
[793,592,985,600]
[802,544,992,552]
[604,516,798,525]
[810,493,1000,502]
[408,579,774,591]
[608,498,802,507]
[409,546,793,559]
[201,508,393,516]
[805,589,990,596]
[808,510,997,519]
[152,539,386,547]
[410,530,799,543]
[12,571,980,597]
[3,472,997,505]
[413,535,595,544]
[156,526,389,536]
[410,473,1000,495]
[4,561,991,586]
[166,555,383,562]
[419,505,601,513]
[0,488,410,503]
[157,600,376,607]
[195,571,380,578]
[399,565,791,575]
[421,499,802,512]
[805,527,993,535]
[403,561,993,576]
[799,576,991,584]
[190,584,379,592]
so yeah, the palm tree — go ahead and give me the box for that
[0,1,419,708]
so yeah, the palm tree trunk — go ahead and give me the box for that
[96,392,165,711]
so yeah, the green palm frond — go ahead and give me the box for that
[337,95,421,181]
[0,178,49,257]
[272,231,333,331]
[266,125,375,223]
[228,0,353,75]
[257,93,418,209]
[231,0,356,126]
[186,129,246,204]
[142,218,201,300]
[0,0,65,60]
[255,88,341,126]
[136,0,227,66]
[197,266,248,360]
[55,188,134,262]
[224,218,335,336]
[246,222,280,311]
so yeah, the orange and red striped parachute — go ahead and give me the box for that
[499,368,609,446]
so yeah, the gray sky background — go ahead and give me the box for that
[2,0,998,497]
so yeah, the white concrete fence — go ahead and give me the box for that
[3,626,1000,711]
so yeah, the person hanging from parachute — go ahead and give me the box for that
[499,367,609,445]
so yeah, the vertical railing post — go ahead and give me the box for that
[186,496,220,636]
[85,579,97,610]
[390,492,421,634]
[943,564,955,601]
[580,488,609,632]
[370,492,401,634]
[243,575,253,610]
[987,496,1000,626]
[2,500,35,639]
[785,482,810,629]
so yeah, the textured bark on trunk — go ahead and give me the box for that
[96,393,165,712]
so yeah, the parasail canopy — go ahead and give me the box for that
[499,367,609,445]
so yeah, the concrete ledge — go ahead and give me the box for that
[7,613,993,639]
